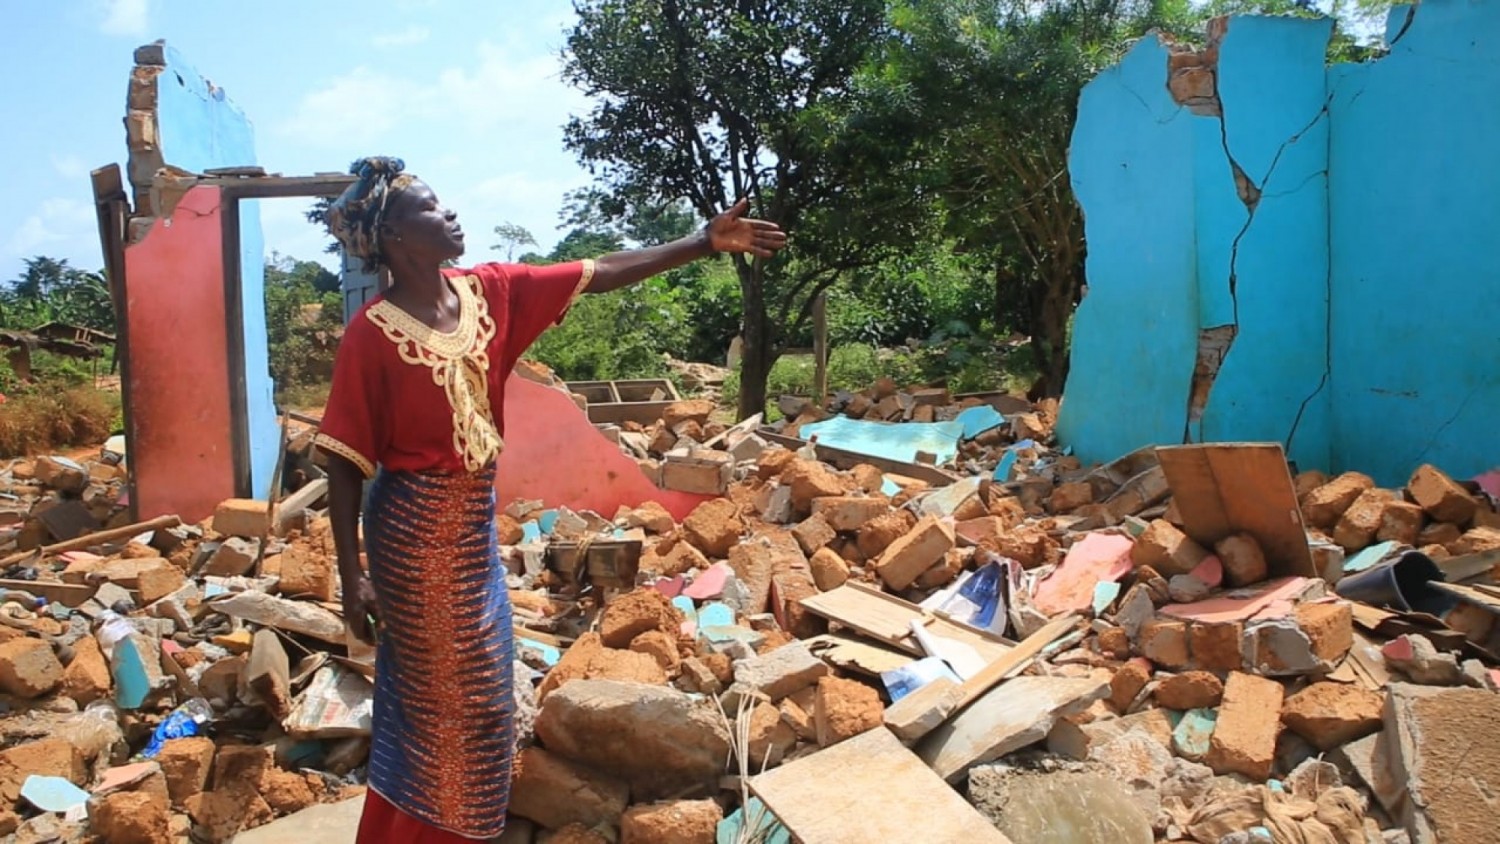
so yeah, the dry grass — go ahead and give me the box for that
[0,387,120,458]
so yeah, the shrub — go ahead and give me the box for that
[0,386,120,457]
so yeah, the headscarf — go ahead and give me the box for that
[325,156,416,272]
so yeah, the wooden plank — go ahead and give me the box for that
[0,578,96,608]
[1436,548,1500,584]
[0,515,182,568]
[749,727,1012,844]
[275,478,329,535]
[799,582,1013,664]
[1430,581,1500,612]
[757,428,958,487]
[1156,443,1315,579]
[803,632,914,677]
[954,614,1082,710]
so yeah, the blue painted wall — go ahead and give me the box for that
[153,46,278,498]
[1060,2,1498,486]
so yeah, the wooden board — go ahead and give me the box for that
[0,578,97,608]
[800,582,1013,664]
[802,633,915,677]
[917,675,1109,782]
[757,428,959,487]
[750,727,1013,844]
[1156,443,1316,579]
[953,614,1081,709]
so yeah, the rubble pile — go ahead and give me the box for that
[601,379,1063,497]
[0,396,1494,843]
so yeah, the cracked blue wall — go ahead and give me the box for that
[1060,1,1498,486]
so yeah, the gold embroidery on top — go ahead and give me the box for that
[365,276,503,472]
[313,433,375,478]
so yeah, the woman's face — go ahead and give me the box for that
[382,178,466,264]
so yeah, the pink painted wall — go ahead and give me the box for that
[123,185,236,523]
[497,378,711,521]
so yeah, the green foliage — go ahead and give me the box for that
[264,254,342,400]
[491,222,538,261]
[562,0,930,418]
[1,257,116,333]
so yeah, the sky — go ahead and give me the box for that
[3,0,596,282]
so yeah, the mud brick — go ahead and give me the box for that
[1376,499,1426,546]
[1190,621,1245,673]
[212,499,272,538]
[1407,464,1479,525]
[811,496,891,533]
[1048,482,1094,514]
[1133,519,1208,576]
[1138,618,1191,670]
[1109,658,1152,713]
[1205,672,1284,781]
[1280,682,1383,751]
[791,514,837,555]
[1300,472,1374,529]
[1333,488,1396,552]
[1214,533,1268,588]
[1295,601,1353,665]
[873,515,955,591]
[661,450,732,495]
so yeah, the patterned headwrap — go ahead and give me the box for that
[325,156,417,272]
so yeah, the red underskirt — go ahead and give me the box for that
[357,789,482,843]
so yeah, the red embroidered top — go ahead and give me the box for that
[314,260,594,477]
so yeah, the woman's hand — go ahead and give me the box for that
[343,572,380,644]
[706,198,788,258]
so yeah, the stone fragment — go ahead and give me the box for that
[857,509,913,559]
[627,502,676,535]
[811,496,890,533]
[991,524,1058,569]
[510,747,629,831]
[1046,708,1175,761]
[1190,622,1244,673]
[745,701,796,767]
[600,590,682,649]
[35,456,88,493]
[813,676,883,747]
[1214,533,1268,587]
[807,547,850,592]
[185,789,274,841]
[1167,574,1211,604]
[0,738,85,804]
[537,633,668,701]
[967,768,1152,844]
[1407,464,1478,525]
[1097,626,1130,659]
[535,680,731,801]
[212,498,272,538]
[641,539,709,579]
[88,790,171,844]
[1048,482,1094,514]
[1385,683,1500,844]
[873,515,955,591]
[791,514,836,556]
[732,641,828,703]
[62,634,111,706]
[1110,659,1151,713]
[1376,500,1426,546]
[1418,521,1464,548]
[630,631,682,676]
[1205,672,1284,781]
[782,460,844,516]
[661,400,714,429]
[681,499,743,558]
[1382,634,1463,685]
[1335,488,1396,552]
[884,677,963,744]
[1137,619,1190,670]
[1133,520,1208,576]
[1155,671,1224,711]
[1172,708,1217,762]
[203,537,259,577]
[620,799,723,844]
[1454,526,1500,554]
[277,546,335,602]
[156,737,215,809]
[0,637,63,699]
[1281,682,1384,751]
[1301,472,1375,529]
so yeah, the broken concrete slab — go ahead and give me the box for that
[968,768,1152,844]
[749,726,1011,844]
[916,674,1108,782]
[1384,683,1500,844]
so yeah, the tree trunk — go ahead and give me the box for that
[735,260,777,421]
[1030,267,1079,398]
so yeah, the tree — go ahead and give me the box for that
[562,0,916,419]
[2,257,116,332]
[491,222,538,260]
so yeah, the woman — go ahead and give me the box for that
[315,156,786,843]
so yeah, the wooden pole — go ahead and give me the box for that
[0,514,182,567]
[812,291,829,408]
[253,413,292,578]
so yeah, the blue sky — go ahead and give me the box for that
[4,0,594,282]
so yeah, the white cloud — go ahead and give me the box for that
[256,199,340,272]
[373,26,430,48]
[275,67,408,149]
[50,154,90,180]
[6,198,99,269]
[99,0,149,37]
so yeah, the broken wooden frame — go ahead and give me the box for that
[93,166,358,514]
[756,428,960,487]
[567,378,683,426]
